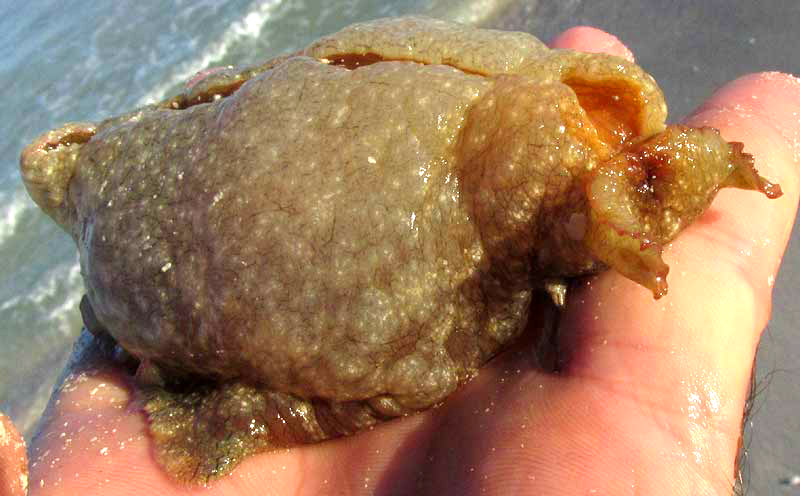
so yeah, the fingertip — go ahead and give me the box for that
[28,385,157,495]
[0,413,28,496]
[549,26,635,62]
[680,73,800,299]
[26,351,151,494]
[691,72,800,124]
[687,72,800,191]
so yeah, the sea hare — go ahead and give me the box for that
[20,17,781,482]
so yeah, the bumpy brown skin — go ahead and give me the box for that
[20,17,780,483]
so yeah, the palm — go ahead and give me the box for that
[20,27,799,496]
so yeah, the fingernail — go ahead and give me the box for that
[550,26,635,62]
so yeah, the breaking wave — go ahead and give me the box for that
[0,261,82,337]
[137,0,284,106]
[0,191,29,246]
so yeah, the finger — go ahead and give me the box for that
[549,26,635,62]
[27,330,437,495]
[27,365,436,495]
[27,336,255,495]
[559,72,800,485]
[0,413,28,496]
[30,370,279,496]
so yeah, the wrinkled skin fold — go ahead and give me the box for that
[20,17,780,483]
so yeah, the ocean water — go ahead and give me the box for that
[0,0,517,437]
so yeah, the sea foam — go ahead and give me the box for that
[0,191,31,247]
[138,0,283,106]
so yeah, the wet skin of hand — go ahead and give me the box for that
[7,27,800,496]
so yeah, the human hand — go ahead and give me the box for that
[7,27,800,496]
[0,413,27,496]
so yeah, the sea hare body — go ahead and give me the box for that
[20,17,780,482]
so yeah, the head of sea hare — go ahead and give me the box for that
[19,16,781,483]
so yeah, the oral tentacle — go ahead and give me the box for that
[19,122,96,232]
[583,126,782,297]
